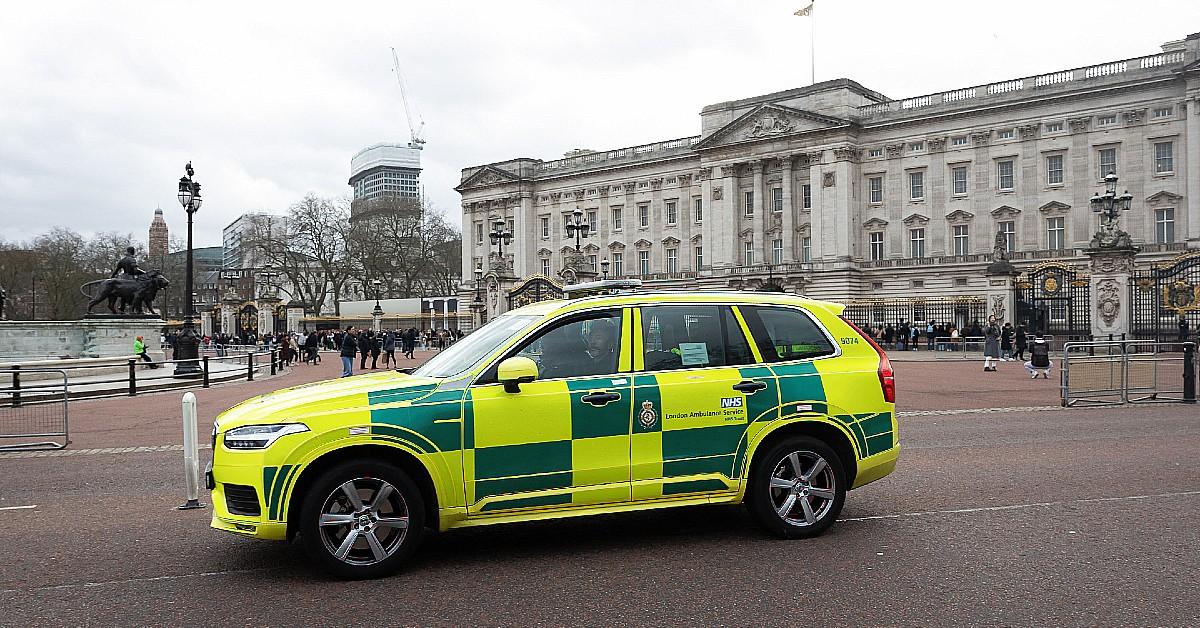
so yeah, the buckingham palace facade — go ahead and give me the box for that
[458,33,1200,308]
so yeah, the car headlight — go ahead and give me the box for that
[223,423,310,449]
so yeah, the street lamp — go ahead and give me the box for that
[473,265,484,303]
[601,258,610,280]
[1089,172,1134,221]
[565,208,591,251]
[488,218,513,267]
[371,279,384,313]
[173,162,203,378]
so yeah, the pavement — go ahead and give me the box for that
[0,354,1197,626]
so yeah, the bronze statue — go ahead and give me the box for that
[112,246,146,278]
[87,270,170,316]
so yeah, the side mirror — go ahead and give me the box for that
[497,356,538,393]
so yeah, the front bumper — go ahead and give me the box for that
[208,449,290,541]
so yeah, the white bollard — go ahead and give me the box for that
[178,392,205,510]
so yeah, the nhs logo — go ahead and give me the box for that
[720,397,743,408]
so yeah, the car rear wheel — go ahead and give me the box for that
[747,436,846,539]
[299,460,425,579]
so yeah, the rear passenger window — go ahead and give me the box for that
[641,305,754,371]
[740,306,836,362]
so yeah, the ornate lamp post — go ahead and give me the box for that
[469,265,486,330]
[488,218,513,273]
[371,279,384,332]
[1088,172,1135,249]
[173,162,203,378]
[600,258,610,280]
[565,208,591,251]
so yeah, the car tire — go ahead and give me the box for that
[746,436,846,539]
[298,460,425,580]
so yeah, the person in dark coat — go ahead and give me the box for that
[339,326,358,377]
[382,330,397,368]
[1013,324,1028,361]
[370,331,382,369]
[358,330,371,370]
[1025,336,1052,379]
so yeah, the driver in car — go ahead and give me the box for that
[582,319,618,375]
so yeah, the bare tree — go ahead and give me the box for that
[346,196,462,299]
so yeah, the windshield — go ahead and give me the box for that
[413,314,541,379]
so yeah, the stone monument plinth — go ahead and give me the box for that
[1086,245,1139,340]
[0,317,166,362]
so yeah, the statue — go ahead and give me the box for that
[112,246,146,279]
[86,270,170,316]
[1089,215,1134,250]
[992,230,1008,262]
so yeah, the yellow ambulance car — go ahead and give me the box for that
[208,288,898,578]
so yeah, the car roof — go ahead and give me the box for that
[507,291,846,318]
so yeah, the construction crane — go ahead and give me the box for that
[391,47,425,148]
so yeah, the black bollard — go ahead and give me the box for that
[1184,342,1196,404]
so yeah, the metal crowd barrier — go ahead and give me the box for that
[1062,340,1196,407]
[0,368,69,451]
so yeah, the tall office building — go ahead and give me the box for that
[148,207,169,259]
[348,142,422,221]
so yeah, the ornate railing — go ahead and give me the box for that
[534,136,701,174]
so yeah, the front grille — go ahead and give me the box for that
[224,484,261,516]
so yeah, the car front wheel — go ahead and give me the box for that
[747,436,846,539]
[299,460,425,579]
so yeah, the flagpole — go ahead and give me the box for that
[810,7,815,85]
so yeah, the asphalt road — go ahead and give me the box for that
[1,390,1197,626]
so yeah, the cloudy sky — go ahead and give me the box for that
[1,0,1196,246]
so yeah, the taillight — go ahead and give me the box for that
[840,316,896,404]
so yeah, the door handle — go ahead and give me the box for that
[581,391,621,406]
[732,380,767,394]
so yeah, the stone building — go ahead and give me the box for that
[457,33,1200,328]
[148,207,169,260]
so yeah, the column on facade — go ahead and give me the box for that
[807,151,825,260]
[780,156,795,261]
[651,179,663,273]
[751,160,765,262]
[927,141,947,256]
[1068,120,1093,248]
[1186,95,1200,245]
[514,194,533,277]
[461,203,476,285]
[828,148,858,261]
[884,145,905,259]
[711,163,739,267]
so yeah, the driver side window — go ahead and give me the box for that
[489,311,623,382]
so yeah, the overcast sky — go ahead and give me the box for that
[2,0,1197,246]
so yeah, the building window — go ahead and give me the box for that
[952,224,970,256]
[802,237,812,262]
[540,258,551,275]
[952,167,968,195]
[1155,208,1175,243]
[612,252,623,276]
[997,160,1015,191]
[1154,142,1174,174]
[868,177,883,203]
[586,210,597,229]
[1046,154,1064,185]
[694,198,703,222]
[1152,106,1173,119]
[1047,217,1065,250]
[508,219,514,234]
[802,184,812,209]
[909,141,925,152]
[611,207,623,231]
[772,188,783,212]
[665,248,678,273]
[540,216,550,238]
[997,129,1015,140]
[695,246,704,269]
[999,220,1015,253]
[665,201,677,225]
[638,204,649,228]
[588,254,598,271]
[909,171,924,200]
[638,250,650,276]
[1098,114,1118,126]
[868,148,883,158]
[772,239,783,265]
[475,222,483,245]
[909,228,925,258]
[745,191,754,216]
[1098,147,1117,179]
[869,231,884,261]
[744,241,754,266]
[1045,122,1064,133]
[952,136,968,147]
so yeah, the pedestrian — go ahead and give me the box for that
[339,326,357,377]
[883,324,894,350]
[982,315,1001,372]
[1179,315,1190,343]
[1025,336,1053,379]
[1000,323,1014,361]
[370,331,382,369]
[404,327,417,359]
[909,324,919,351]
[1013,324,1028,361]
[359,330,371,370]
[926,321,936,351]
[383,330,397,368]
[134,335,159,369]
